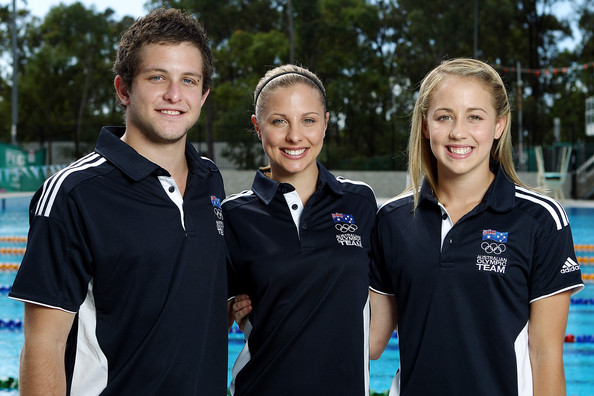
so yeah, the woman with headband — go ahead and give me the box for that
[223,64,376,395]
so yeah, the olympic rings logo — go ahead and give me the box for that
[481,241,506,255]
[335,223,358,233]
[213,207,223,220]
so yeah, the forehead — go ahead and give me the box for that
[430,75,494,108]
[137,42,203,72]
[266,83,324,105]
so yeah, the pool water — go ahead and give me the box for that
[1,197,593,394]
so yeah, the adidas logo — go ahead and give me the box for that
[560,258,580,274]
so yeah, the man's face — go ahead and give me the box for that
[117,42,209,145]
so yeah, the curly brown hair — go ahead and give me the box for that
[113,7,213,103]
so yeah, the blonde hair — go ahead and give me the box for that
[253,64,326,121]
[407,58,524,207]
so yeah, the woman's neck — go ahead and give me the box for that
[436,170,495,224]
[271,165,319,205]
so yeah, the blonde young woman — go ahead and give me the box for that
[223,65,376,395]
[370,58,583,396]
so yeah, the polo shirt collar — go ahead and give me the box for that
[481,164,516,212]
[419,163,516,213]
[251,161,344,205]
[94,126,217,181]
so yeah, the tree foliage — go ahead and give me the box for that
[0,0,592,169]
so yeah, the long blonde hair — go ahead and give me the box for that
[407,58,524,207]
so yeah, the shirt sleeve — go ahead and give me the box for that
[370,211,396,296]
[9,189,92,312]
[529,221,584,302]
[226,253,244,299]
[222,208,249,299]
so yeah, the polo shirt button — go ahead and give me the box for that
[291,204,298,210]
[442,213,447,220]
[168,186,175,193]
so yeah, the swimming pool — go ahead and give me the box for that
[1,196,593,394]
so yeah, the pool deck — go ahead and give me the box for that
[376,197,594,209]
[3,191,594,209]
[561,199,594,208]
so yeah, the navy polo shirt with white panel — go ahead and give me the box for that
[371,165,584,396]
[10,127,228,395]
[223,163,376,396]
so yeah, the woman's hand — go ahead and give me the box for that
[229,294,253,332]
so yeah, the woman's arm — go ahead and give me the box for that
[529,290,571,396]
[370,290,397,360]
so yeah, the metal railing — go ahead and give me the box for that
[576,153,594,199]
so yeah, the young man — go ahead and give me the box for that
[9,8,228,395]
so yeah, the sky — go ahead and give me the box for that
[0,0,147,75]
[2,0,583,52]
[15,0,581,50]
[23,0,147,19]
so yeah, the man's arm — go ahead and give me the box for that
[20,303,75,396]
[529,290,571,396]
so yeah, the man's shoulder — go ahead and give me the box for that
[32,151,114,218]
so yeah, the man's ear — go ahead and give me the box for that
[201,87,210,107]
[114,75,130,106]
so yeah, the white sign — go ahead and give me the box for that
[587,96,594,136]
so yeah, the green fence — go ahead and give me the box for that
[0,143,48,192]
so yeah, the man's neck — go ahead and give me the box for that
[121,129,189,195]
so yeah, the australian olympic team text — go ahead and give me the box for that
[476,255,508,273]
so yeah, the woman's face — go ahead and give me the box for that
[253,83,329,183]
[423,75,506,182]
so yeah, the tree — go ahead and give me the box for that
[0,5,39,142]
[1,0,590,169]
[19,4,127,156]
[507,0,572,147]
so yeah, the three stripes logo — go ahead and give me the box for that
[560,258,580,274]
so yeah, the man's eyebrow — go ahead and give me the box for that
[140,67,203,78]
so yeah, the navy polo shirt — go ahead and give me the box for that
[223,163,376,396]
[10,127,228,395]
[371,165,584,396]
